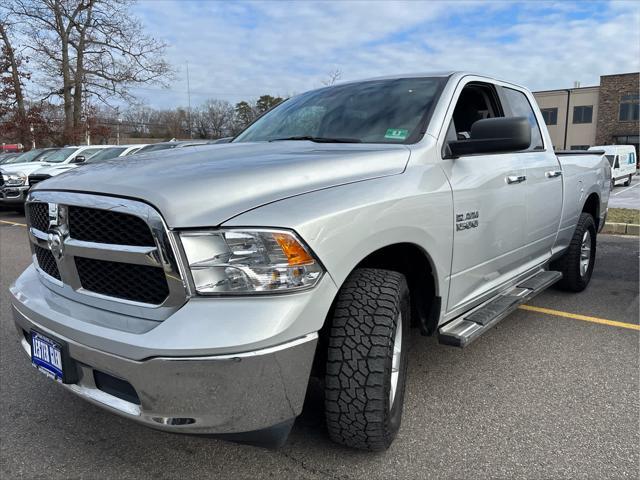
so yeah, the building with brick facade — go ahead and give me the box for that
[533,73,639,158]
[595,73,639,152]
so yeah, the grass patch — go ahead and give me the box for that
[607,208,640,224]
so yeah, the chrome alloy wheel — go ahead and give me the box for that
[389,312,403,409]
[580,230,592,277]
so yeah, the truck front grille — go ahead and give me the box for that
[69,206,155,246]
[25,192,187,317]
[76,257,169,304]
[34,245,61,280]
[27,202,50,232]
[28,174,51,190]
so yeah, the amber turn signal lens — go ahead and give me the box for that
[273,233,315,266]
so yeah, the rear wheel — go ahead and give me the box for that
[324,268,410,451]
[552,212,596,292]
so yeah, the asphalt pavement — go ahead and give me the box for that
[609,174,640,209]
[1,210,638,479]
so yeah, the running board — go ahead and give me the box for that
[438,270,562,348]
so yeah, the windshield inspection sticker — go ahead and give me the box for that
[384,128,409,140]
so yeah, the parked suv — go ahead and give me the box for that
[10,72,609,450]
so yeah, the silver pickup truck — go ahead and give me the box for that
[10,72,610,451]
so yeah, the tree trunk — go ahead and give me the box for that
[0,22,28,146]
[72,2,93,140]
[52,3,75,144]
[62,43,74,144]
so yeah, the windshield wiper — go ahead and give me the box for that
[269,135,362,143]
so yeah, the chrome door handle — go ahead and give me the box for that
[506,175,526,184]
[545,170,563,178]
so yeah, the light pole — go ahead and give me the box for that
[30,124,35,149]
[186,61,192,139]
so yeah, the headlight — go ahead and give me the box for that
[3,172,27,186]
[180,229,324,294]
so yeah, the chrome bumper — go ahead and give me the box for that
[14,304,317,434]
[0,185,28,204]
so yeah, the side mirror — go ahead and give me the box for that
[72,155,86,163]
[446,117,531,158]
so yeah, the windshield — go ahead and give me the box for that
[605,155,615,167]
[43,147,79,163]
[234,77,446,144]
[1,153,25,164]
[86,147,127,163]
[135,143,175,154]
[5,149,47,164]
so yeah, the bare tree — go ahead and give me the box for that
[0,20,26,118]
[195,99,234,139]
[11,0,171,144]
[322,68,342,86]
[149,108,187,139]
[124,105,154,137]
[0,16,31,145]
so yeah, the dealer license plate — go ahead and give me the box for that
[31,331,64,382]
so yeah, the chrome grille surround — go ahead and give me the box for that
[26,191,189,321]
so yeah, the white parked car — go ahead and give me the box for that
[28,145,147,189]
[0,145,113,206]
[589,145,637,187]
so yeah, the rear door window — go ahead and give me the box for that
[501,87,544,151]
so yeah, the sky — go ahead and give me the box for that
[129,0,640,109]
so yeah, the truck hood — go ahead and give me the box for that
[35,142,411,227]
[31,164,79,177]
[1,162,52,175]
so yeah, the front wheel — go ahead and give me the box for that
[552,212,596,292]
[324,268,410,451]
[624,174,632,186]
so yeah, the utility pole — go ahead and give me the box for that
[30,124,35,149]
[186,61,192,139]
[114,106,121,145]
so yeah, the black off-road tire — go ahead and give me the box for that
[324,268,410,451]
[552,212,596,292]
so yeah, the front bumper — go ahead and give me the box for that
[14,307,316,434]
[10,266,336,435]
[0,185,29,204]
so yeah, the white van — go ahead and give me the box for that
[590,145,637,186]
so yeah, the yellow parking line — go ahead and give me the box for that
[519,305,640,331]
[0,219,27,227]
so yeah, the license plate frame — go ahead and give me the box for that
[30,330,78,384]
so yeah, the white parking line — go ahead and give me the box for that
[0,220,27,227]
[613,180,640,196]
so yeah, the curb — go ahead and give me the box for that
[602,222,640,236]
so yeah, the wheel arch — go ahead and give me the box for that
[354,242,440,333]
[582,192,600,230]
[313,242,440,379]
